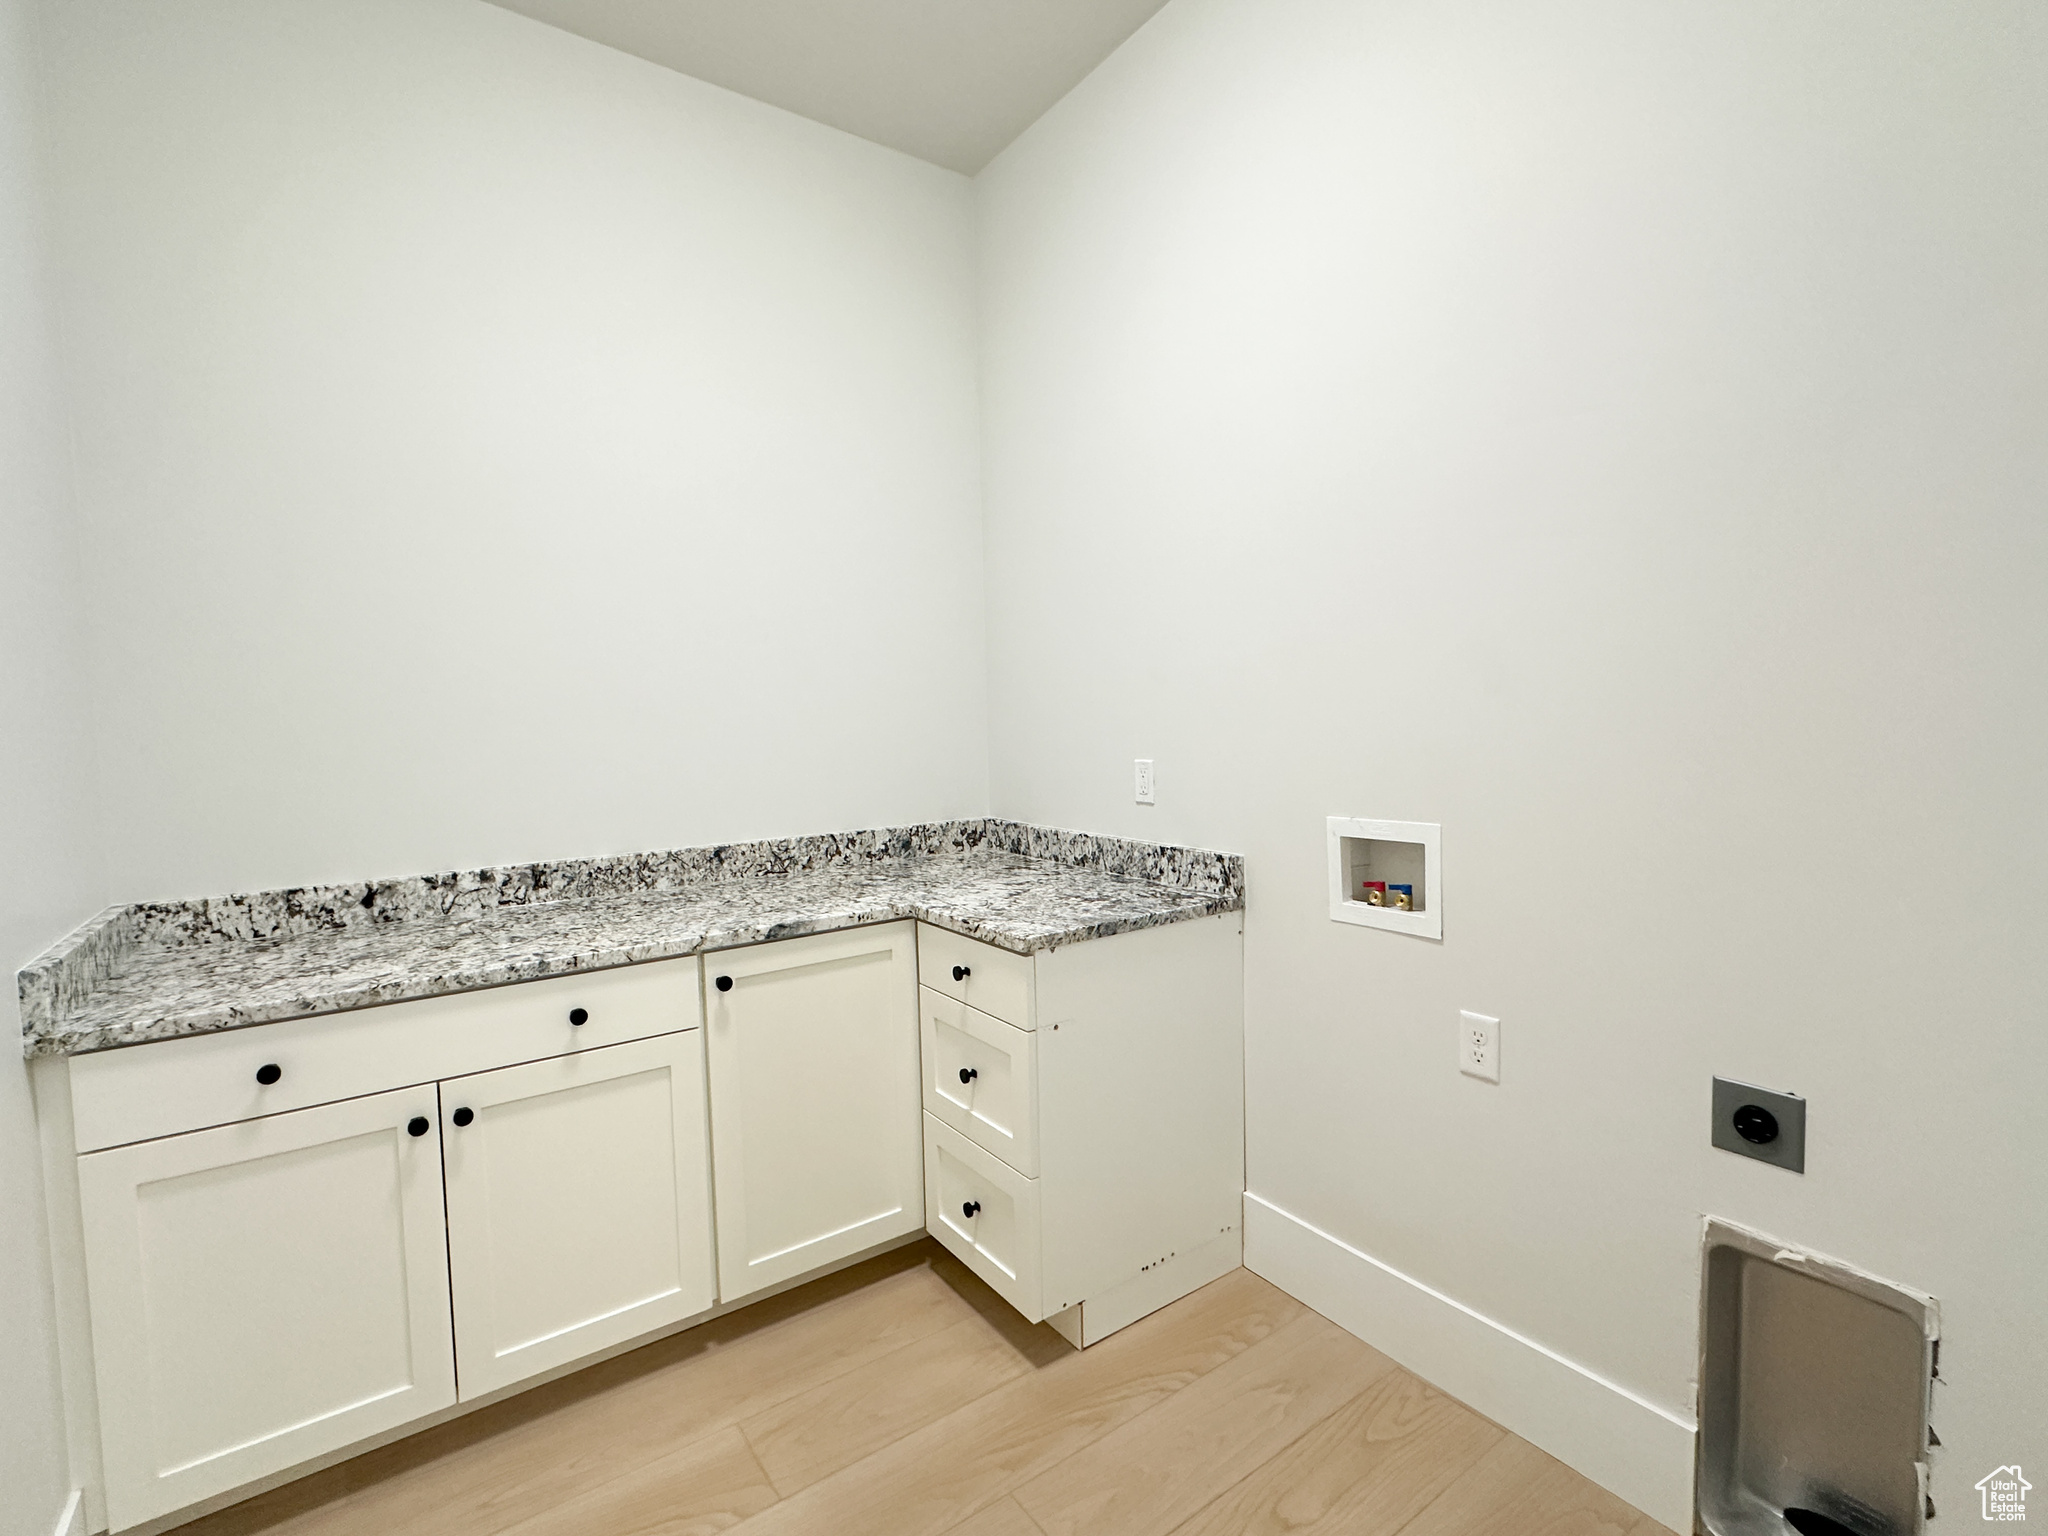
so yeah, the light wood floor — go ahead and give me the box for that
[173,1239,1674,1536]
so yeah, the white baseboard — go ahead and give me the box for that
[49,1489,84,1536]
[1245,1192,1696,1533]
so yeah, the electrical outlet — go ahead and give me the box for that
[1710,1077,1805,1173]
[1134,759,1155,805]
[1459,1011,1499,1082]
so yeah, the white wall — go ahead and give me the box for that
[0,0,103,1529]
[18,0,2047,1523]
[979,0,2047,1517]
[37,0,988,902]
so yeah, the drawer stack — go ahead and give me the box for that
[913,914,1245,1337]
[917,932,1044,1318]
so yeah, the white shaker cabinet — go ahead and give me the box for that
[76,1087,457,1532]
[704,921,923,1301]
[38,896,1242,1534]
[442,1032,716,1400]
[918,911,1245,1346]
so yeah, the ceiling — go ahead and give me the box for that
[484,0,1173,174]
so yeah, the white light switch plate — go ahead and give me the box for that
[1459,1011,1499,1082]
[1134,759,1155,805]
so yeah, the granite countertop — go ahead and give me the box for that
[20,821,1245,1058]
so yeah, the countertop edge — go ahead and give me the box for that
[24,889,1245,1059]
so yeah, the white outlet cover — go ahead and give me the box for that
[1134,759,1155,805]
[1459,1010,1500,1083]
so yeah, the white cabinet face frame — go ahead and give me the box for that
[703,922,924,1302]
[68,957,704,1155]
[77,1087,456,1531]
[441,1031,716,1400]
[919,987,1039,1176]
[1327,816,1442,940]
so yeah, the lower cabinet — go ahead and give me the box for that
[51,913,1236,1532]
[704,921,924,1301]
[77,1087,458,1532]
[442,1032,716,1400]
[917,913,1246,1347]
[66,959,714,1532]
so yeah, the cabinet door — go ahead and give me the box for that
[705,922,923,1301]
[78,1088,455,1531]
[442,1031,716,1399]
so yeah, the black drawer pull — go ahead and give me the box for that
[255,1063,282,1086]
[452,1106,475,1128]
[962,1200,981,1219]
[407,1116,430,1138]
[952,964,971,982]
[569,1007,588,1026]
[959,1067,978,1085]
[715,975,734,993]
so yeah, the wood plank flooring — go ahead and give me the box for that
[172,1239,1674,1536]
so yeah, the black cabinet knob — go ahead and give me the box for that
[407,1116,430,1137]
[961,1200,981,1219]
[715,975,733,993]
[1733,1104,1779,1145]
[959,1067,978,1085]
[255,1063,282,1086]
[569,1007,588,1026]
[951,965,971,982]
[452,1106,475,1128]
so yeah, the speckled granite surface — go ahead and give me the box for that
[20,821,1244,1057]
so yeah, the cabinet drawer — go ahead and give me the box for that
[69,959,703,1154]
[916,924,1034,1029]
[924,1114,1042,1323]
[920,987,1037,1176]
